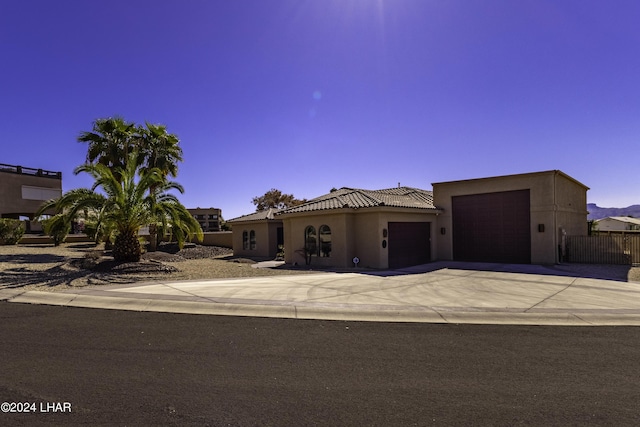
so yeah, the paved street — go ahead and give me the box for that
[3,263,640,425]
[2,302,640,426]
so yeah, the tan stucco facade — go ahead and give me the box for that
[433,170,589,264]
[232,170,589,268]
[231,220,283,258]
[280,208,440,269]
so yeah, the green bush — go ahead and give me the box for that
[83,219,99,241]
[83,218,115,245]
[42,214,71,246]
[0,218,26,245]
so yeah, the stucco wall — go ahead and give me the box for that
[283,212,352,268]
[282,208,438,269]
[554,172,589,236]
[353,210,438,269]
[433,170,588,264]
[201,231,233,248]
[232,221,281,258]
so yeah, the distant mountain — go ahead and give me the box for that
[587,203,640,220]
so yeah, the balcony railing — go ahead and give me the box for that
[0,163,62,179]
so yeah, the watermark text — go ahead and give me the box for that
[1,401,72,413]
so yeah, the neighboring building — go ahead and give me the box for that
[188,207,222,232]
[0,163,62,232]
[230,170,590,268]
[227,208,283,258]
[594,217,640,232]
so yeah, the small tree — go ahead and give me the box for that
[0,218,25,245]
[252,188,306,211]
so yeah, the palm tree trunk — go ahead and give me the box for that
[148,223,158,252]
[113,231,142,262]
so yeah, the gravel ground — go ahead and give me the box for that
[1,242,639,293]
[0,242,319,292]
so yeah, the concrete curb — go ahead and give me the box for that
[7,290,640,326]
[0,288,27,301]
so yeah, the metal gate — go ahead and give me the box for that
[566,234,640,265]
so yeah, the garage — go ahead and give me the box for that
[388,222,431,269]
[452,190,531,263]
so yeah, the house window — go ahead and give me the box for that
[304,226,317,256]
[242,231,249,250]
[319,225,331,257]
[249,230,256,250]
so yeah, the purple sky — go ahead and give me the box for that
[2,0,639,220]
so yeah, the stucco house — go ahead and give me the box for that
[227,208,283,258]
[231,170,589,268]
[278,187,440,269]
[594,217,640,232]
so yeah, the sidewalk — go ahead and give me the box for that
[3,261,640,326]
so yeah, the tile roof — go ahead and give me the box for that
[228,207,280,223]
[279,187,438,214]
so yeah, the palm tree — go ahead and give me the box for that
[78,119,183,182]
[138,122,184,251]
[36,188,108,242]
[36,153,202,262]
[138,122,183,179]
[77,117,139,181]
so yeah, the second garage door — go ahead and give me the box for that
[388,222,431,269]
[452,190,531,264]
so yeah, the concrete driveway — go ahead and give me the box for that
[3,261,640,326]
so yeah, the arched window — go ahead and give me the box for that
[249,230,256,250]
[242,231,249,250]
[319,225,331,257]
[304,226,317,257]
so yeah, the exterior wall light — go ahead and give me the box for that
[440,227,446,235]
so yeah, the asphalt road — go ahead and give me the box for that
[1,302,640,426]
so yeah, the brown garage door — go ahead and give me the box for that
[388,222,431,269]
[452,190,531,263]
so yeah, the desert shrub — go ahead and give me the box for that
[86,250,103,261]
[83,219,99,241]
[139,235,149,254]
[84,218,116,245]
[81,249,103,269]
[0,218,26,245]
[42,214,71,246]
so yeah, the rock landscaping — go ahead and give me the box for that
[0,242,314,292]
